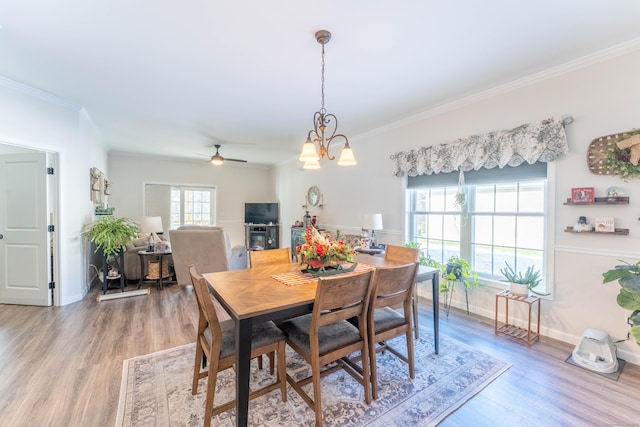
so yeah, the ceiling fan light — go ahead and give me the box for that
[337,143,357,166]
[210,155,224,166]
[299,138,320,162]
[303,159,321,170]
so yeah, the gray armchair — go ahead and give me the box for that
[169,226,248,287]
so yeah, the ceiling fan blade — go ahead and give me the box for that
[225,158,248,163]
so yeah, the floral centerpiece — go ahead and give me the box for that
[296,227,355,271]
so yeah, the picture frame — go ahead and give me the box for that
[571,187,595,203]
[595,217,615,233]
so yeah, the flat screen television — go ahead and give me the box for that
[244,203,279,224]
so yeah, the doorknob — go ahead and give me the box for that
[0,234,3,239]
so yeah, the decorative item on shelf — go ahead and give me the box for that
[571,187,595,203]
[595,217,615,233]
[298,30,356,169]
[303,210,312,228]
[95,206,115,215]
[362,213,383,248]
[606,187,624,202]
[602,260,640,346]
[573,216,592,232]
[500,262,548,297]
[296,226,355,274]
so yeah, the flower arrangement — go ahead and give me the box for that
[296,226,355,269]
[602,129,640,180]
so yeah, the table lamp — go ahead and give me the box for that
[362,213,383,248]
[139,216,164,251]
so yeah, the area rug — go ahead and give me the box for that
[116,329,510,426]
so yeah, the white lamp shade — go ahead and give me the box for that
[139,216,164,234]
[363,213,383,230]
[303,159,321,170]
[337,143,357,166]
[299,138,320,162]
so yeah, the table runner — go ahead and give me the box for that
[272,262,375,286]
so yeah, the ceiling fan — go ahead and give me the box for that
[209,144,247,165]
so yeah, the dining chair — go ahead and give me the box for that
[366,261,419,399]
[384,244,421,339]
[249,247,292,268]
[188,265,287,427]
[277,270,374,427]
[248,247,292,372]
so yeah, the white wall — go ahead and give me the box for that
[0,77,106,305]
[274,48,640,363]
[107,153,275,246]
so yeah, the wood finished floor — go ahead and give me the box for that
[0,282,638,427]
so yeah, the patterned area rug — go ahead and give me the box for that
[116,329,509,426]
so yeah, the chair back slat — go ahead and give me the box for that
[249,248,292,268]
[384,245,418,264]
[372,262,419,311]
[189,264,222,342]
[313,271,373,327]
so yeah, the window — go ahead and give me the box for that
[406,163,550,293]
[145,184,216,230]
[170,187,216,229]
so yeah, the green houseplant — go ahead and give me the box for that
[440,255,480,316]
[500,262,548,297]
[84,216,138,259]
[602,260,640,346]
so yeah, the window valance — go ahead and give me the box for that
[391,116,570,177]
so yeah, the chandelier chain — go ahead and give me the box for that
[320,43,325,112]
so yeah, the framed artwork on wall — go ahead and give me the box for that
[571,187,595,203]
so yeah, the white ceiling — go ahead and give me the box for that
[1,1,640,165]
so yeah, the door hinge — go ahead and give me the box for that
[48,225,55,232]
[47,167,54,175]
[48,281,55,289]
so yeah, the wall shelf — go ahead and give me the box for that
[563,196,629,205]
[564,226,629,235]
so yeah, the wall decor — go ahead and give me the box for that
[588,128,640,179]
[595,217,615,233]
[90,167,105,203]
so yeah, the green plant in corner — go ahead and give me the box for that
[500,262,549,296]
[602,260,640,346]
[83,216,138,259]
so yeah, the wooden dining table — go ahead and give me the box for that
[202,253,439,427]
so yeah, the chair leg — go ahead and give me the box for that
[369,337,379,400]
[412,293,420,339]
[203,357,220,427]
[311,360,323,427]
[406,329,415,379]
[258,354,263,370]
[192,341,204,394]
[360,339,371,405]
[269,350,275,375]
[277,342,287,402]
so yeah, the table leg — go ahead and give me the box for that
[138,253,144,289]
[432,273,439,354]
[159,255,164,290]
[235,317,253,427]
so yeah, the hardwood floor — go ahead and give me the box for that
[0,283,637,426]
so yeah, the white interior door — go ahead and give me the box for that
[0,152,51,306]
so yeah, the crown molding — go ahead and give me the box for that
[0,75,82,110]
[353,37,640,141]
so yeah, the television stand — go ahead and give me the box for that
[245,224,279,251]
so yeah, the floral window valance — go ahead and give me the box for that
[391,116,570,177]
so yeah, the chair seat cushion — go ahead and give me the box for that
[372,306,406,333]
[209,320,284,360]
[278,314,361,356]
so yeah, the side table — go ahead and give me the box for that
[138,250,174,289]
[494,289,540,346]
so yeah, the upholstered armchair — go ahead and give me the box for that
[169,226,248,287]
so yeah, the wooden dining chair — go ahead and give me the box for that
[249,247,292,268]
[384,244,421,339]
[277,270,374,427]
[367,261,419,399]
[188,265,287,427]
[248,247,292,372]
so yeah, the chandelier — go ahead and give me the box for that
[298,30,356,169]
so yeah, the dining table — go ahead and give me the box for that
[202,253,439,427]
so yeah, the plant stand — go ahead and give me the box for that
[494,290,540,346]
[102,250,125,294]
[442,281,469,317]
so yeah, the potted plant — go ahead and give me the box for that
[83,216,139,260]
[439,255,481,316]
[602,260,640,346]
[500,262,548,297]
